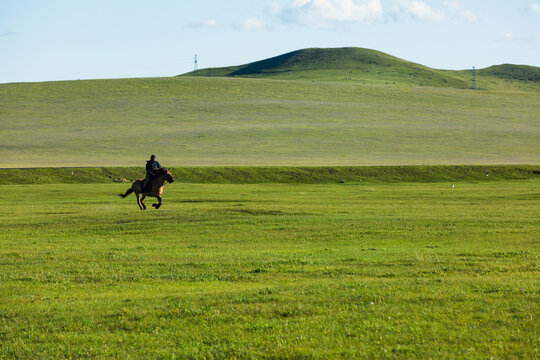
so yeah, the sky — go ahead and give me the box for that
[1,0,539,83]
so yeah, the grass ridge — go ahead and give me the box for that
[1,165,537,185]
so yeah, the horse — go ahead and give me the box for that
[119,168,174,210]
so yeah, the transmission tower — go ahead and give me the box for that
[194,54,198,76]
[471,66,476,89]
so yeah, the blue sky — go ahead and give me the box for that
[1,0,539,83]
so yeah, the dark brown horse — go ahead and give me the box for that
[119,168,174,210]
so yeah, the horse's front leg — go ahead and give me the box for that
[152,195,162,209]
[140,194,147,210]
[136,192,144,210]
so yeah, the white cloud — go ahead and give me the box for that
[240,16,266,30]
[396,0,445,22]
[277,0,384,28]
[443,0,477,22]
[272,0,478,27]
[459,9,477,22]
[530,3,540,13]
[499,31,540,44]
[202,19,220,27]
[269,2,284,14]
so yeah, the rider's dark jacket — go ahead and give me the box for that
[143,160,162,191]
[146,160,162,174]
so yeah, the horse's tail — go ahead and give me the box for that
[119,188,133,198]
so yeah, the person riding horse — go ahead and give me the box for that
[120,163,174,210]
[143,155,162,192]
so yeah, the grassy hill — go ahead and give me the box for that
[1,47,539,168]
[1,75,539,168]
[482,64,540,82]
[182,47,540,91]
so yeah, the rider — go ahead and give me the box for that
[143,154,162,192]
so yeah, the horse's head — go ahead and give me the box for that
[154,167,173,183]
[163,168,174,183]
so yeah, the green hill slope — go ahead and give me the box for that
[183,47,540,91]
[1,75,539,168]
[482,64,540,82]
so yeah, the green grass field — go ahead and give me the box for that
[2,74,539,168]
[0,178,538,359]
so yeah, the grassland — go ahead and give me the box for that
[1,47,538,358]
[1,75,539,168]
[0,179,538,358]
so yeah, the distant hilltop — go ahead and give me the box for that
[181,47,540,90]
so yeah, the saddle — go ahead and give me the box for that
[143,168,164,192]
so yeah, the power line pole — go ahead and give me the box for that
[194,54,198,76]
[472,66,476,90]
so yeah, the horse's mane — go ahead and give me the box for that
[149,167,168,179]
[153,167,167,174]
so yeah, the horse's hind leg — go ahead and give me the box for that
[140,195,147,210]
[152,196,162,209]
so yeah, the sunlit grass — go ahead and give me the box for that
[0,180,538,358]
[1,76,539,167]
